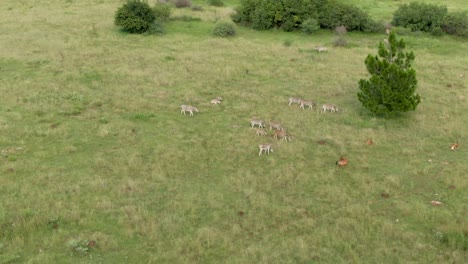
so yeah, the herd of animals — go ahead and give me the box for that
[180,95,460,168]
[180,96,351,168]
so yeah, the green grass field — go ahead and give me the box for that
[0,0,467,263]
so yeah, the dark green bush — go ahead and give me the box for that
[213,21,237,37]
[302,18,320,34]
[114,1,155,34]
[441,11,468,37]
[392,2,447,33]
[207,0,224,7]
[152,3,171,23]
[317,0,376,32]
[232,0,377,32]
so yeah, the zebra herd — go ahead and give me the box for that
[180,96,339,156]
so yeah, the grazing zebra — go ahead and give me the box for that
[258,143,273,156]
[180,105,199,116]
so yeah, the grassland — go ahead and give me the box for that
[0,0,467,263]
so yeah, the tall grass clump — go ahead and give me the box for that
[333,25,347,47]
[213,21,236,37]
[173,0,191,8]
[207,0,224,7]
[114,1,156,34]
[152,3,172,23]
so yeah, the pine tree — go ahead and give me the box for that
[357,31,420,115]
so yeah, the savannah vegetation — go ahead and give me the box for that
[0,0,467,263]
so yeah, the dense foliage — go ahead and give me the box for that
[301,18,320,34]
[114,1,156,34]
[441,11,468,37]
[232,0,380,32]
[358,31,420,115]
[392,2,447,33]
[392,2,468,37]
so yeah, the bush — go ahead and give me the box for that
[232,0,377,33]
[207,0,224,7]
[213,21,237,37]
[173,0,191,8]
[302,18,320,34]
[114,1,156,34]
[357,31,420,115]
[147,20,166,35]
[152,3,171,23]
[441,11,468,37]
[318,0,377,32]
[392,2,447,32]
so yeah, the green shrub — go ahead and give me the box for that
[232,0,376,32]
[207,0,224,7]
[302,18,320,34]
[213,21,236,37]
[152,3,171,23]
[430,26,444,36]
[114,1,155,34]
[147,20,166,35]
[173,0,191,8]
[318,0,376,32]
[392,2,447,32]
[441,11,468,37]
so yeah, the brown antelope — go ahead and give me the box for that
[269,121,283,131]
[299,99,316,110]
[314,46,328,52]
[450,143,459,151]
[250,119,265,128]
[321,104,338,113]
[180,105,199,116]
[288,97,301,106]
[336,157,348,167]
[255,128,268,136]
[366,139,374,145]
[273,130,292,141]
[258,143,273,156]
